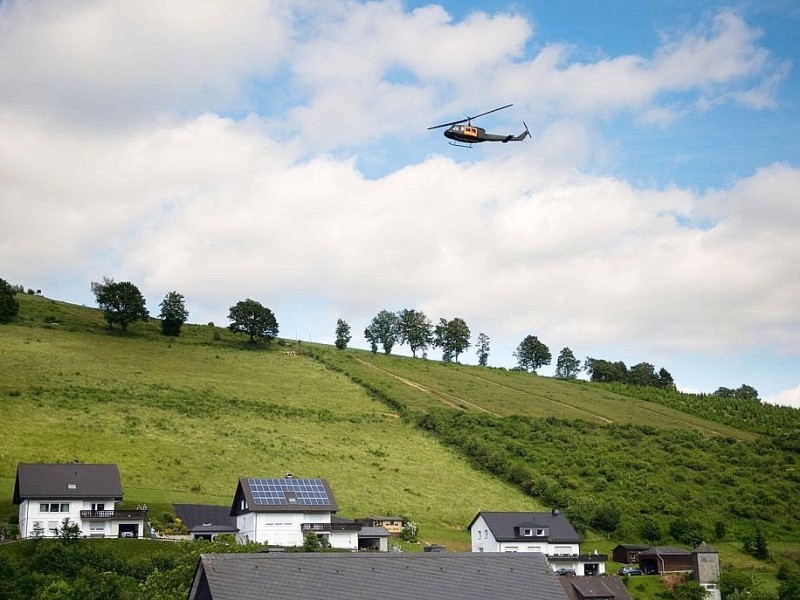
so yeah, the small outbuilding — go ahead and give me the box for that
[639,546,693,574]
[612,544,651,565]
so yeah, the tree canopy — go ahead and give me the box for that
[554,347,581,379]
[227,299,279,344]
[0,278,20,323]
[514,335,551,373]
[364,310,400,355]
[397,308,434,358]
[434,317,471,363]
[476,332,490,367]
[159,291,189,337]
[91,278,149,332]
[335,318,351,350]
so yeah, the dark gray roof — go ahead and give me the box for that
[560,576,632,600]
[639,546,691,557]
[469,511,582,544]
[231,477,338,515]
[13,463,122,504]
[188,552,567,600]
[613,544,650,551]
[358,526,390,538]
[175,504,238,534]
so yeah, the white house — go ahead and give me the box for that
[468,510,607,576]
[231,476,361,550]
[13,463,147,539]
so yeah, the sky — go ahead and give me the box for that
[1,0,799,407]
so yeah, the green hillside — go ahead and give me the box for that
[2,293,799,598]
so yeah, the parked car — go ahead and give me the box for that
[619,566,644,576]
[554,568,576,576]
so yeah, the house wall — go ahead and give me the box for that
[20,498,112,538]
[237,512,333,546]
[328,530,358,551]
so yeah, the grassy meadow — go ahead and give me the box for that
[2,292,799,599]
[0,294,541,541]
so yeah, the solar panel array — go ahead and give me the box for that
[247,478,331,506]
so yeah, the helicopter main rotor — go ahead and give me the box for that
[427,104,513,130]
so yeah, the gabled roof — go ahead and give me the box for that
[231,477,338,515]
[613,544,650,551]
[560,576,632,600]
[174,504,238,534]
[13,463,123,504]
[469,511,582,544]
[188,552,567,600]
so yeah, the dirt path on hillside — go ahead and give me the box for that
[464,372,614,424]
[353,358,500,416]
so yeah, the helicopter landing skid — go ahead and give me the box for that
[448,141,473,148]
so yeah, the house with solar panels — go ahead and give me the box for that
[231,475,362,549]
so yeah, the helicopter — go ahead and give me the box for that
[428,104,530,147]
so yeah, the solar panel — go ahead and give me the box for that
[247,478,331,506]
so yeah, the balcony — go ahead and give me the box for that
[80,510,148,520]
[547,553,608,563]
[301,522,361,533]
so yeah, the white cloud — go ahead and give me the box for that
[763,384,800,409]
[0,2,797,396]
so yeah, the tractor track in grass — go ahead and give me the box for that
[353,358,500,416]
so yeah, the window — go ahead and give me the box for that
[92,503,105,511]
[39,503,49,512]
[60,503,70,512]
[522,528,534,537]
[505,546,519,552]
[477,530,482,540]
[536,528,547,536]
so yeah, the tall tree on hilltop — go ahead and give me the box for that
[335,318,351,350]
[91,278,149,332]
[397,308,433,358]
[555,347,581,379]
[0,278,20,323]
[434,317,471,363]
[514,335,551,374]
[365,310,400,355]
[159,291,189,337]
[476,332,490,366]
[227,299,278,344]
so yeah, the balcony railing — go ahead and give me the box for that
[301,522,362,532]
[80,510,148,520]
[547,553,608,562]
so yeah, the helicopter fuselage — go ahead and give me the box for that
[444,123,529,145]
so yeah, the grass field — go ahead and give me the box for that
[2,293,798,600]
[0,295,543,538]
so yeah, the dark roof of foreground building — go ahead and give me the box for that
[13,463,123,503]
[188,552,567,600]
[560,576,632,600]
[231,477,338,515]
[174,504,238,534]
[639,546,692,557]
[469,511,582,544]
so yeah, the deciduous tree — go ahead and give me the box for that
[555,347,580,379]
[514,335,551,373]
[159,291,189,337]
[434,317,470,363]
[91,278,149,332]
[397,309,433,358]
[0,278,20,323]
[365,310,400,355]
[227,299,279,344]
[335,319,351,350]
[476,333,490,366]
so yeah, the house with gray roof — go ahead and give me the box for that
[469,510,607,575]
[13,463,146,539]
[231,476,362,549]
[187,551,568,600]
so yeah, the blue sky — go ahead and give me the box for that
[1,0,798,407]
